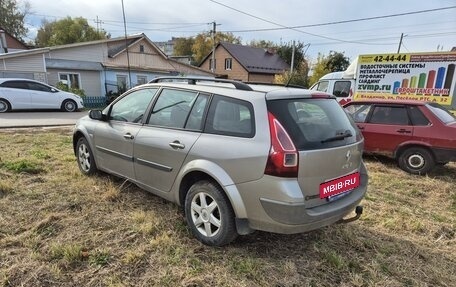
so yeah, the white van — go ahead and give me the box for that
[310,60,357,104]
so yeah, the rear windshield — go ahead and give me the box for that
[426,103,456,124]
[267,98,359,150]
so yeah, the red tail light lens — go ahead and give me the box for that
[265,112,298,177]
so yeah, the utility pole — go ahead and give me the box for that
[211,21,216,73]
[397,33,404,53]
[121,0,131,89]
[94,16,104,33]
[290,40,296,74]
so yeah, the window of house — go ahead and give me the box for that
[59,73,81,89]
[116,75,128,93]
[333,81,351,97]
[225,58,232,70]
[139,45,145,53]
[137,76,147,86]
[209,59,216,70]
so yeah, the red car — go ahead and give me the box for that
[343,100,456,174]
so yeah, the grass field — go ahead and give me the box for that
[0,128,455,287]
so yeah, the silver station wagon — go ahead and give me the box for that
[73,77,368,246]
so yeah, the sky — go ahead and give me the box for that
[22,0,456,63]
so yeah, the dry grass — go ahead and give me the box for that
[0,128,455,287]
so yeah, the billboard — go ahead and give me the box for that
[354,52,456,110]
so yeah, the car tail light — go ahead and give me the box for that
[265,112,298,177]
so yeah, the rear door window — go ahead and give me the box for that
[0,80,29,89]
[204,95,254,138]
[369,106,410,125]
[267,99,358,150]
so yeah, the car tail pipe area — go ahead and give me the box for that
[337,205,363,224]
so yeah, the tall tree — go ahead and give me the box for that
[309,51,350,86]
[325,51,350,72]
[247,39,275,48]
[0,0,29,40]
[35,17,108,47]
[192,31,241,65]
[173,37,195,57]
[276,41,308,72]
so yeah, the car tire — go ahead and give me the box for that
[185,180,238,246]
[76,137,98,175]
[0,98,11,113]
[398,147,435,175]
[62,99,77,112]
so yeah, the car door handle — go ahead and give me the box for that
[123,133,134,140]
[169,141,185,149]
[396,129,411,134]
[357,125,365,130]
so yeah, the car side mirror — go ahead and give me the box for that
[89,110,105,121]
[51,88,58,93]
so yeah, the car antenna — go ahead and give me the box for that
[285,70,295,87]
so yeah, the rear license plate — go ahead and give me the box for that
[319,172,360,199]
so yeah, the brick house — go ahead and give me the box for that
[0,27,29,54]
[199,42,289,83]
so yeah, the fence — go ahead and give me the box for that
[83,96,107,109]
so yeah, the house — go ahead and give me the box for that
[452,47,456,52]
[0,28,29,54]
[0,33,214,98]
[199,42,289,83]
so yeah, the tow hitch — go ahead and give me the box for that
[337,205,363,224]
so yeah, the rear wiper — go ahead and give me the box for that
[321,130,353,143]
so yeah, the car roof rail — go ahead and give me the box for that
[247,82,307,89]
[148,77,253,91]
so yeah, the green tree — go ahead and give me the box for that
[276,41,308,72]
[192,31,241,65]
[309,51,350,86]
[35,17,108,47]
[247,39,275,48]
[325,51,350,72]
[0,0,29,40]
[173,37,195,57]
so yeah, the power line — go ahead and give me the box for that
[208,0,427,45]
[219,5,456,33]
[309,31,456,46]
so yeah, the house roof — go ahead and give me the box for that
[0,27,28,50]
[201,42,290,74]
[452,47,456,52]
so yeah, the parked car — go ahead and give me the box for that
[0,78,84,112]
[344,100,456,174]
[73,77,368,246]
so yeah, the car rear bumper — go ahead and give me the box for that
[236,163,368,234]
[432,147,456,163]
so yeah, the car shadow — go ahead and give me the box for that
[363,153,456,183]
